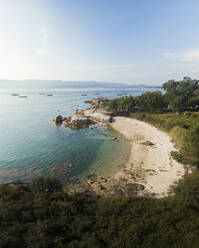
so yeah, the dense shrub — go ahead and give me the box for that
[134,91,167,112]
[1,174,199,248]
[170,151,187,164]
[107,96,135,116]
[180,126,199,166]
[30,176,62,193]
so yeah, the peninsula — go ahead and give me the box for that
[53,77,199,197]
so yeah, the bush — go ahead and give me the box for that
[1,174,199,247]
[134,91,167,112]
[180,126,199,166]
[171,151,187,164]
[107,96,135,116]
[30,176,62,193]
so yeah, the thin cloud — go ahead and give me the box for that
[40,27,48,34]
[164,49,199,62]
[40,27,48,43]
[36,47,48,56]
[62,64,136,71]
[41,34,48,43]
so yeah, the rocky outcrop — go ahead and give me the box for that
[54,115,63,124]
[69,116,92,129]
[83,109,113,123]
[62,115,93,129]
[53,106,112,129]
[53,114,93,129]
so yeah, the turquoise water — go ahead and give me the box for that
[0,87,159,183]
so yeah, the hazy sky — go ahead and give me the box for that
[1,0,199,85]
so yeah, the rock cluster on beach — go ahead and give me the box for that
[53,114,93,128]
[53,105,113,129]
[83,109,113,123]
[65,116,93,129]
[62,172,146,197]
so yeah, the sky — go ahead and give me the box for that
[1,0,199,85]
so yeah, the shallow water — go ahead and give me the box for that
[0,87,159,183]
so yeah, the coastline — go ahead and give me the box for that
[51,105,188,198]
[110,117,185,197]
[62,107,186,198]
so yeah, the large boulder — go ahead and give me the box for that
[63,117,71,127]
[54,115,63,124]
[70,116,92,129]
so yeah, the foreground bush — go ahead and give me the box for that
[1,174,199,248]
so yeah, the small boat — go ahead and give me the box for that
[81,94,87,96]
[39,93,45,95]
[11,93,19,96]
[18,95,28,98]
[46,94,53,96]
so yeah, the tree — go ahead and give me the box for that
[107,96,135,115]
[134,91,167,112]
[162,77,199,112]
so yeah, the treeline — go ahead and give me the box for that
[107,77,199,115]
[106,77,199,166]
[1,175,199,248]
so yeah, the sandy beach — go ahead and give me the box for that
[64,109,186,198]
[110,117,185,197]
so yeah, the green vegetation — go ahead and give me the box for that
[106,77,199,166]
[1,174,199,248]
[1,77,199,247]
[134,91,167,112]
[130,112,199,166]
[107,91,166,115]
[162,77,199,113]
[107,96,135,116]
[107,77,199,115]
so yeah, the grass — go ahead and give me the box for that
[129,112,199,165]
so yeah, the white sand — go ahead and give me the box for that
[111,117,185,197]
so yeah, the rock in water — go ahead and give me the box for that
[70,116,92,129]
[55,115,63,124]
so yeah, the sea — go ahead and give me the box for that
[0,87,160,184]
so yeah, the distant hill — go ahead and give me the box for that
[0,79,161,89]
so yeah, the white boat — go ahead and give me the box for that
[18,95,28,98]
